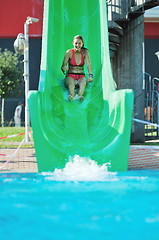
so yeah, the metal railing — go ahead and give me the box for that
[144,74,159,139]
[107,0,159,22]
[107,0,129,21]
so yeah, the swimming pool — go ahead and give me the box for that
[0,158,159,240]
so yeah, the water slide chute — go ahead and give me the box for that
[28,0,134,172]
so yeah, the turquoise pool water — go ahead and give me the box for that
[0,158,159,240]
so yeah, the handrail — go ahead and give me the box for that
[144,75,159,126]
[143,72,152,90]
[152,77,159,91]
[144,73,152,120]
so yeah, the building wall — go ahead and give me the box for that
[0,0,43,38]
[0,0,43,125]
[145,38,159,78]
[144,21,159,79]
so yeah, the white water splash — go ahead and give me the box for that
[42,155,117,182]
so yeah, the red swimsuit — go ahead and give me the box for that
[67,49,85,80]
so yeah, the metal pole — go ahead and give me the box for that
[157,93,159,136]
[24,22,30,143]
[23,17,39,142]
[142,42,145,90]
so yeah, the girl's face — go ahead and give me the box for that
[73,38,83,52]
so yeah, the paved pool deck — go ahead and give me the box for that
[0,145,159,173]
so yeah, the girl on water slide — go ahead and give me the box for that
[61,35,93,101]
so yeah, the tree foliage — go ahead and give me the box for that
[0,48,23,99]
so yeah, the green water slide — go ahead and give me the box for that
[28,0,134,172]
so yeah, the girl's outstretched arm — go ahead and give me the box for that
[85,50,93,82]
[61,50,70,74]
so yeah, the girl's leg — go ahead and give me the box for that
[78,77,87,100]
[64,77,76,100]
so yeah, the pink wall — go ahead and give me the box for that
[144,22,159,39]
[0,0,44,38]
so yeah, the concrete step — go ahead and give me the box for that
[109,33,121,44]
[108,21,124,36]
[109,50,116,58]
[109,43,118,51]
[108,22,122,58]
